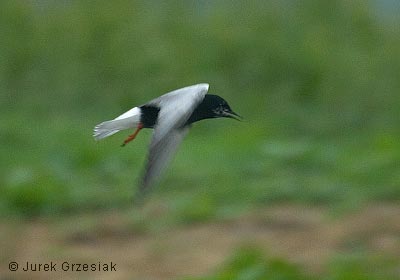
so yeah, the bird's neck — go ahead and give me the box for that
[185,101,215,125]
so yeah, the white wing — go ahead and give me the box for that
[135,83,209,199]
[136,127,190,200]
[146,83,209,145]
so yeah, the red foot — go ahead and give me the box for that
[121,123,143,147]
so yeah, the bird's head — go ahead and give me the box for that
[207,95,242,121]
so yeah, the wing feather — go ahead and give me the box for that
[135,127,189,201]
[146,83,208,145]
[135,83,209,201]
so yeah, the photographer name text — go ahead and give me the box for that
[8,261,116,272]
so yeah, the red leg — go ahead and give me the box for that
[121,123,143,147]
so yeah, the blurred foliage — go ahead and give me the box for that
[2,1,400,280]
[186,247,400,280]
[1,0,400,218]
[192,247,309,280]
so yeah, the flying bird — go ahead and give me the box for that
[93,83,241,201]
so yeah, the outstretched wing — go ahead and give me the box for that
[135,83,209,201]
[135,127,189,201]
[145,83,208,146]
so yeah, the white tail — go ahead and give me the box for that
[93,107,141,141]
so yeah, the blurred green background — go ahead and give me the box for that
[1,0,400,279]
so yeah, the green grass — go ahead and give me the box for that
[1,0,400,218]
[185,247,400,280]
[2,1,400,279]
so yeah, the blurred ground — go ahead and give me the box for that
[1,1,400,279]
[2,204,400,280]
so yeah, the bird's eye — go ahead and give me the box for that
[213,106,223,115]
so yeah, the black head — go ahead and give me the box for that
[186,94,241,125]
[205,94,242,121]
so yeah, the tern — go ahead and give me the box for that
[93,83,241,201]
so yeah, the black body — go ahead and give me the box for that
[140,94,240,128]
[140,105,160,128]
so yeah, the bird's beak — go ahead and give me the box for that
[223,110,243,121]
